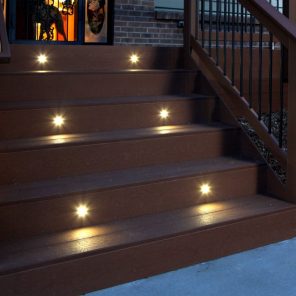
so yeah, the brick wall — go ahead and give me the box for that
[114,0,184,46]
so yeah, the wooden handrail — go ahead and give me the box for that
[184,0,296,202]
[190,35,287,169]
[238,0,296,48]
[240,0,296,202]
[0,2,10,63]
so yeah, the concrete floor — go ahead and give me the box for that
[86,236,296,296]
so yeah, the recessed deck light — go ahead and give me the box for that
[130,53,140,64]
[200,183,211,196]
[37,53,48,64]
[159,108,170,120]
[52,115,65,127]
[76,204,89,219]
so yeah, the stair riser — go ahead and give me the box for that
[0,99,219,139]
[0,166,266,240]
[0,71,198,101]
[0,129,239,185]
[1,208,296,296]
[1,45,185,72]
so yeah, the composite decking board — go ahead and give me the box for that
[2,207,295,296]
[0,195,274,254]
[0,157,264,204]
[0,195,292,275]
[1,196,291,274]
[0,123,236,152]
[0,94,214,110]
[0,71,200,101]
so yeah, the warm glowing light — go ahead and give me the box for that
[76,205,89,219]
[52,115,65,127]
[37,53,48,64]
[129,53,140,64]
[159,108,170,120]
[71,226,108,241]
[72,228,96,240]
[200,183,211,196]
[154,126,175,135]
[49,135,68,144]
[198,203,224,215]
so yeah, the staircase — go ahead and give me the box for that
[1,44,296,296]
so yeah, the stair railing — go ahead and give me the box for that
[0,1,10,63]
[184,0,296,201]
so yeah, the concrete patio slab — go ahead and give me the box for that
[86,236,296,296]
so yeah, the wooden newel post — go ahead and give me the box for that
[184,0,197,61]
[287,0,296,202]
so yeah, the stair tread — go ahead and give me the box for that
[0,195,293,275]
[0,94,213,110]
[0,123,236,152]
[0,156,263,205]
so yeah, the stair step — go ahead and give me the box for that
[0,69,199,101]
[0,156,265,204]
[0,156,266,239]
[0,195,284,271]
[0,123,234,152]
[0,124,240,185]
[0,94,219,139]
[1,195,295,295]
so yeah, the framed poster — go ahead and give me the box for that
[85,0,111,43]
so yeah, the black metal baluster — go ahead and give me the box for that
[209,0,213,56]
[236,1,239,32]
[218,0,222,31]
[201,0,205,48]
[248,15,254,108]
[258,24,263,120]
[216,0,221,65]
[244,7,248,32]
[227,0,231,31]
[223,0,227,74]
[239,4,244,96]
[231,0,235,84]
[279,43,284,148]
[268,32,274,133]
